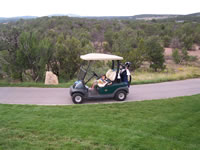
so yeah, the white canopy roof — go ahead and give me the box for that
[80,53,123,60]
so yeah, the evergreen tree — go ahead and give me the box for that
[127,39,146,70]
[17,32,52,81]
[55,35,83,81]
[145,37,165,71]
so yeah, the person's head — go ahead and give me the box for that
[101,75,106,80]
[125,62,131,68]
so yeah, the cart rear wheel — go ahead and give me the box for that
[115,91,127,101]
[72,93,84,104]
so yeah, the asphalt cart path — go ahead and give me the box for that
[0,78,200,105]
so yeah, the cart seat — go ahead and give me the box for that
[106,69,116,81]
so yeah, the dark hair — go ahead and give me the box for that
[125,62,131,68]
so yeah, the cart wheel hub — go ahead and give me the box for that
[75,96,82,102]
[119,93,125,99]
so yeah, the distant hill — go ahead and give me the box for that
[0,16,37,23]
[76,15,176,20]
[163,12,200,22]
[0,14,81,23]
[0,12,200,23]
[78,13,197,21]
[187,12,200,17]
[131,14,178,20]
[81,13,200,21]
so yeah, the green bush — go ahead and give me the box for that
[188,55,198,62]
[162,35,171,47]
[172,48,197,64]
[181,48,189,61]
[172,48,181,64]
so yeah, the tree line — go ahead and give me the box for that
[0,16,199,82]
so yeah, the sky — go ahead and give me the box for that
[0,0,200,17]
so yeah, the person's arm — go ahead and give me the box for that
[98,80,107,87]
[97,79,106,87]
[126,69,131,81]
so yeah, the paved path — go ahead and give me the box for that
[0,78,200,105]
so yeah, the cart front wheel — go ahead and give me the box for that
[72,93,84,104]
[115,91,127,101]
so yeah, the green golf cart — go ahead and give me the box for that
[70,53,129,104]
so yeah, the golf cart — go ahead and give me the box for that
[70,53,130,104]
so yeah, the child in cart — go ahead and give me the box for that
[91,75,112,89]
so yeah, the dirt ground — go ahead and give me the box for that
[164,46,200,60]
[164,45,200,67]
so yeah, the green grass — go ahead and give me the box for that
[0,95,200,150]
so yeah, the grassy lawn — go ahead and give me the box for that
[0,95,199,150]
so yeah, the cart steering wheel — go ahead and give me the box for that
[85,71,99,84]
[92,71,99,78]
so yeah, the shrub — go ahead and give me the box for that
[163,35,171,47]
[188,56,198,62]
[172,48,181,64]
[145,37,165,71]
[181,48,189,61]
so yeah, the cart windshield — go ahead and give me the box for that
[78,67,87,81]
[78,60,119,85]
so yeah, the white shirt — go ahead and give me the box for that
[126,69,131,76]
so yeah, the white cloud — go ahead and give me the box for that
[0,0,199,17]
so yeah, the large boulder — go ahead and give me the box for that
[45,71,59,85]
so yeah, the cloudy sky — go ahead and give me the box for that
[0,0,199,17]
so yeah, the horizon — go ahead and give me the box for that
[0,12,196,18]
[0,0,200,18]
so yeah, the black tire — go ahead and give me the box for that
[72,93,84,104]
[115,91,127,101]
